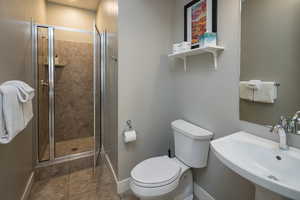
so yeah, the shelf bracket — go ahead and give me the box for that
[207,50,218,70]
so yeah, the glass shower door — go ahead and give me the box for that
[36,25,100,170]
[53,29,94,158]
[94,25,102,168]
[37,27,50,162]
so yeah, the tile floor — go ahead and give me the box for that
[29,159,138,200]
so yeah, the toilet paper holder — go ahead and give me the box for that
[123,120,137,143]
[126,120,133,130]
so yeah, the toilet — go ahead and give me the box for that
[129,119,213,200]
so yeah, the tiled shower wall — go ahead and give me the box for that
[54,40,93,142]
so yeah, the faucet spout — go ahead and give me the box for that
[277,127,289,150]
[270,125,288,150]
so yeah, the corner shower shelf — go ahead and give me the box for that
[168,45,224,71]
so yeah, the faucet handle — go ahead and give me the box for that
[270,124,282,133]
[279,116,288,127]
[292,111,300,120]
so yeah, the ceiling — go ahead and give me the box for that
[47,0,101,11]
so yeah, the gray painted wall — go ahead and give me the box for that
[0,0,36,199]
[118,0,177,180]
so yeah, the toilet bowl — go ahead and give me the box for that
[130,156,192,200]
[129,120,213,200]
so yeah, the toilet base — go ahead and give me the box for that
[137,169,193,200]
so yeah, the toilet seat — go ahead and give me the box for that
[131,156,181,188]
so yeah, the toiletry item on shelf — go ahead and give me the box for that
[55,54,59,64]
[173,43,182,53]
[200,32,217,47]
[172,41,191,53]
[181,41,191,51]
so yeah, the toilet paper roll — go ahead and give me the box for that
[124,130,137,143]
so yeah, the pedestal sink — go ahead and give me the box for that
[211,132,300,200]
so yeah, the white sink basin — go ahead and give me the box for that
[211,131,300,199]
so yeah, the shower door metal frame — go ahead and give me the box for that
[34,24,97,167]
[93,24,103,170]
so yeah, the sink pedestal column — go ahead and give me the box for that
[255,185,290,200]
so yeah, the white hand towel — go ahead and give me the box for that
[3,81,34,126]
[239,81,254,101]
[254,81,277,103]
[0,85,25,144]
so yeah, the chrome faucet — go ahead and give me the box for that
[270,116,289,150]
[292,111,300,120]
[268,112,300,150]
[291,111,300,134]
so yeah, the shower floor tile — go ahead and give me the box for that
[29,158,138,200]
[41,136,93,160]
[55,136,94,157]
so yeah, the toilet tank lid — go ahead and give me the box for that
[171,120,213,140]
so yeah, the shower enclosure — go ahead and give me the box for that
[34,24,102,167]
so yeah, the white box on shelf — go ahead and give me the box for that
[173,41,191,54]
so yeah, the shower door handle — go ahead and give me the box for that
[40,80,49,87]
[111,56,118,62]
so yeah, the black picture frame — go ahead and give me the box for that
[184,0,218,49]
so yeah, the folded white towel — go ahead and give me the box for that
[0,85,25,144]
[3,81,34,126]
[0,81,35,144]
[239,81,254,101]
[254,81,277,103]
[3,80,34,102]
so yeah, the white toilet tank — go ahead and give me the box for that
[171,120,213,168]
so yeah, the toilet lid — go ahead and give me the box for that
[131,156,181,187]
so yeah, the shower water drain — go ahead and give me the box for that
[71,147,78,151]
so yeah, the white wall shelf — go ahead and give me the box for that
[168,45,224,71]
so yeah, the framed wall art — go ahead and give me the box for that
[184,0,217,49]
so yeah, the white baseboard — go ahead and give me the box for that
[194,183,215,200]
[117,177,130,194]
[21,172,34,200]
[101,151,130,194]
